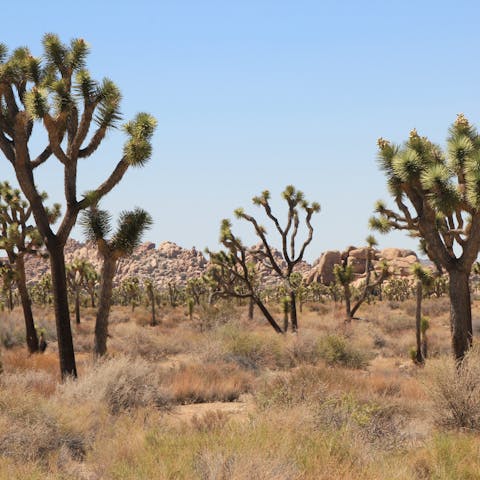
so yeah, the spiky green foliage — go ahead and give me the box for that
[123,113,157,167]
[0,181,60,256]
[333,264,353,286]
[371,115,480,268]
[372,115,480,360]
[412,263,434,289]
[80,207,112,243]
[111,208,153,254]
[81,206,152,257]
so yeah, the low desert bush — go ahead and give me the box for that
[0,391,86,463]
[429,346,480,430]
[318,334,371,369]
[110,322,191,359]
[291,332,323,365]
[255,366,328,410]
[314,394,406,450]
[59,356,172,414]
[219,324,294,371]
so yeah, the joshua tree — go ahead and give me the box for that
[371,115,480,360]
[84,264,100,307]
[66,258,90,324]
[31,273,52,306]
[0,35,156,377]
[234,185,320,332]
[0,263,16,311]
[0,181,60,352]
[333,236,389,321]
[207,219,283,333]
[81,206,152,357]
[143,278,157,326]
[412,263,434,364]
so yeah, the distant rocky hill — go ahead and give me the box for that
[22,240,420,289]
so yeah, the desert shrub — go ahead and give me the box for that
[429,346,480,430]
[194,450,298,480]
[318,334,371,369]
[255,366,328,410]
[196,301,239,331]
[314,394,406,450]
[0,393,86,463]
[220,325,293,371]
[59,356,172,414]
[0,315,24,348]
[292,333,323,365]
[111,323,190,360]
[166,362,253,404]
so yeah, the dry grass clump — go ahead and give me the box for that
[109,322,193,359]
[59,356,172,414]
[2,350,60,377]
[0,391,86,464]
[193,450,299,480]
[255,366,328,409]
[0,369,56,396]
[428,346,480,431]
[190,409,231,432]
[166,362,254,404]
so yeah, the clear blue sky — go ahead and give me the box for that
[2,1,480,261]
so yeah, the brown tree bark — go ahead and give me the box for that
[448,268,473,361]
[15,255,39,353]
[49,243,77,378]
[75,287,81,324]
[254,297,283,333]
[289,291,298,332]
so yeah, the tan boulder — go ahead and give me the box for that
[380,248,417,261]
[307,250,342,285]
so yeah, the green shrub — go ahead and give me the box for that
[318,334,371,369]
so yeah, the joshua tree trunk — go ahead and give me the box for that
[149,288,157,326]
[248,297,254,320]
[95,257,117,357]
[49,243,77,378]
[254,297,283,334]
[15,255,39,353]
[448,268,473,361]
[344,285,352,321]
[289,291,298,332]
[75,287,81,324]
[415,280,424,364]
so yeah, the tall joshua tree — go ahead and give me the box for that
[81,206,152,357]
[0,181,60,352]
[411,263,434,364]
[0,35,156,377]
[66,258,90,325]
[207,219,283,333]
[235,186,320,332]
[371,114,480,360]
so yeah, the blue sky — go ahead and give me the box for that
[2,1,480,261]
